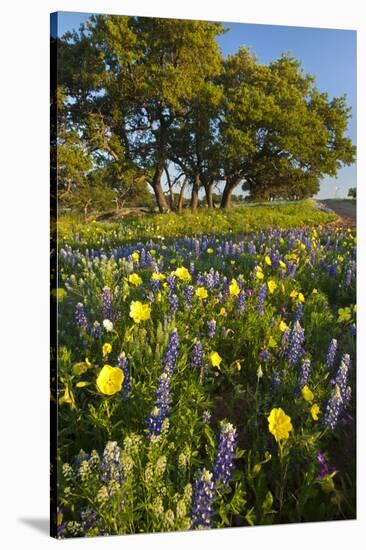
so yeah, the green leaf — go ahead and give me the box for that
[245,507,256,526]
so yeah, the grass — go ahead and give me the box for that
[57,199,337,246]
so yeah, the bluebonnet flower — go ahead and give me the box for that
[286,262,297,279]
[75,303,89,334]
[213,422,238,486]
[294,302,304,323]
[323,385,343,430]
[259,349,271,362]
[324,353,351,429]
[329,262,338,277]
[168,292,179,314]
[190,339,203,369]
[184,285,194,309]
[191,469,216,529]
[146,330,180,437]
[345,268,352,287]
[316,452,336,479]
[202,410,212,424]
[102,287,113,320]
[272,371,282,389]
[145,251,154,267]
[151,277,161,293]
[280,328,290,358]
[287,321,305,368]
[100,441,124,487]
[238,291,246,313]
[118,353,131,399]
[248,241,256,255]
[221,277,229,296]
[162,329,180,374]
[167,274,176,291]
[331,354,351,402]
[92,320,102,338]
[296,359,311,395]
[325,339,338,369]
[80,509,100,533]
[206,319,217,338]
[189,261,195,276]
[139,249,146,267]
[269,249,280,269]
[257,284,267,314]
[205,271,215,290]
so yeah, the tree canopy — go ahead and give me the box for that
[54,15,356,213]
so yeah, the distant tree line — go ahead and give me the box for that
[52,15,356,214]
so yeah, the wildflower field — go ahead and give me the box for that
[54,204,356,537]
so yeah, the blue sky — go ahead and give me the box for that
[54,12,357,199]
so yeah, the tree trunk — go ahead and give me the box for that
[164,166,175,210]
[205,181,214,208]
[220,177,241,209]
[190,174,200,210]
[178,177,188,213]
[151,165,170,213]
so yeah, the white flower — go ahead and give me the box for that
[103,319,114,332]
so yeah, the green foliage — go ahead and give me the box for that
[56,17,355,213]
[58,199,336,245]
[55,214,356,536]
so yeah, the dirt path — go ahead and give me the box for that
[318,199,356,228]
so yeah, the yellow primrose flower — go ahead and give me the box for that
[310,403,320,421]
[102,343,112,356]
[131,251,139,262]
[195,287,208,300]
[256,269,264,280]
[207,248,214,254]
[210,351,222,368]
[59,386,75,407]
[128,273,142,287]
[234,360,241,371]
[129,300,151,323]
[268,336,277,348]
[151,272,166,281]
[220,307,227,316]
[267,280,277,294]
[298,292,305,303]
[162,245,167,250]
[174,266,191,282]
[312,288,318,294]
[150,249,156,256]
[267,407,293,443]
[229,278,240,297]
[96,365,124,396]
[265,255,272,266]
[301,385,314,402]
[279,320,288,332]
[338,307,351,322]
[279,260,286,270]
[290,290,298,300]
